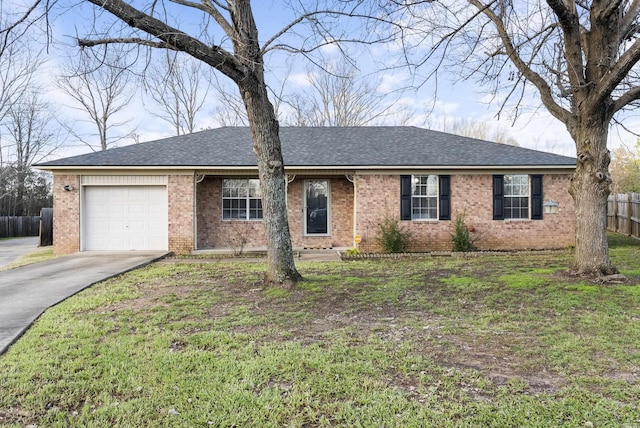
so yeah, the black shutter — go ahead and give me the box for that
[400,175,412,220]
[531,174,543,220]
[439,175,451,220]
[493,175,504,220]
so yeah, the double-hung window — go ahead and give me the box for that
[503,175,529,219]
[400,175,450,221]
[412,175,438,219]
[222,178,263,220]
[493,174,543,220]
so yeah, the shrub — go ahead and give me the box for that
[224,222,249,256]
[376,214,411,253]
[451,212,477,252]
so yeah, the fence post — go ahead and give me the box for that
[39,208,53,247]
[628,193,633,237]
[613,193,619,233]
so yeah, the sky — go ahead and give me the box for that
[15,0,640,161]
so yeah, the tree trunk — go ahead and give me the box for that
[568,120,618,276]
[238,77,302,287]
[230,1,301,287]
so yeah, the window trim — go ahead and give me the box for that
[222,178,263,221]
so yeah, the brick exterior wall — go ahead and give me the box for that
[52,175,81,255]
[168,175,195,254]
[196,176,354,249]
[355,174,575,252]
[52,171,574,255]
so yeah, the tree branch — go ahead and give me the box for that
[81,0,246,82]
[469,0,570,123]
[620,0,640,42]
[598,0,625,22]
[78,37,177,50]
[613,85,640,112]
[544,0,573,27]
[545,0,587,95]
[593,37,640,113]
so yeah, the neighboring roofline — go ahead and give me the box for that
[35,164,576,172]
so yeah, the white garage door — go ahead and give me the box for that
[83,186,168,251]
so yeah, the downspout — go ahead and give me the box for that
[345,175,356,247]
[285,174,296,207]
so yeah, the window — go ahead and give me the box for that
[504,174,529,219]
[400,175,450,221]
[493,174,543,220]
[412,175,438,219]
[222,179,262,220]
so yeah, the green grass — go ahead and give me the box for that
[0,246,56,271]
[0,235,639,426]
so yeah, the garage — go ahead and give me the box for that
[83,185,168,251]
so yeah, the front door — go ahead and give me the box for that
[304,180,330,235]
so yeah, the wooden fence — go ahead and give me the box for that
[0,209,53,247]
[0,216,41,238]
[607,193,640,239]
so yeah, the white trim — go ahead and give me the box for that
[81,175,168,185]
[37,164,575,173]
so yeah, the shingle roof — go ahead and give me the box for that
[36,126,576,168]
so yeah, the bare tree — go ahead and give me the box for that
[436,117,519,146]
[392,0,640,277]
[0,90,58,215]
[144,51,213,135]
[72,1,386,286]
[210,76,249,127]
[0,0,53,59]
[0,40,42,127]
[56,48,136,151]
[280,63,401,127]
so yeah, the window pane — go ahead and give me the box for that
[249,198,263,219]
[412,195,437,219]
[503,175,529,219]
[222,179,263,220]
[504,196,529,219]
[411,175,438,219]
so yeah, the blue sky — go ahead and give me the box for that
[31,0,639,160]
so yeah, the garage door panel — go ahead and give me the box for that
[83,186,168,251]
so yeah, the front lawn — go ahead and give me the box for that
[1,236,639,427]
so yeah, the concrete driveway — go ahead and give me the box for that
[0,237,39,268]
[0,251,168,355]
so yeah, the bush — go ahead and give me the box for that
[376,215,411,253]
[451,212,477,252]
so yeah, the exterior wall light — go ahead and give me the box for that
[543,199,559,214]
[63,184,74,192]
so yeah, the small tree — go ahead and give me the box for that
[376,214,411,253]
[451,212,477,252]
